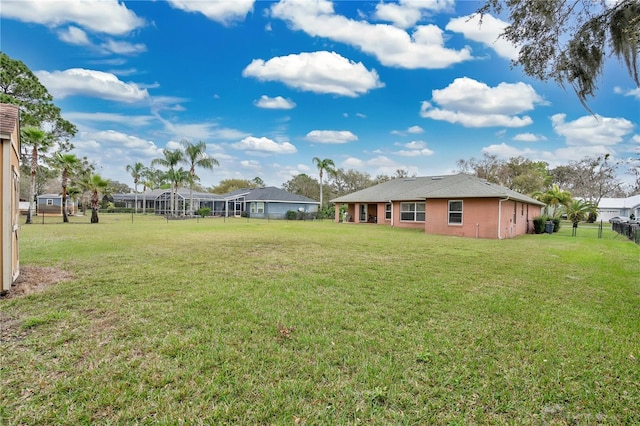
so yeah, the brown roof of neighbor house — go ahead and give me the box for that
[331,173,546,206]
[0,103,20,138]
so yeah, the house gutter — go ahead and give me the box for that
[498,196,510,239]
[389,200,394,227]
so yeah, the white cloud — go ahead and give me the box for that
[35,68,149,103]
[305,130,358,144]
[613,86,640,99]
[551,114,635,146]
[57,26,90,45]
[394,140,434,156]
[270,0,472,69]
[64,112,155,128]
[446,14,518,60]
[232,136,297,154]
[407,125,424,134]
[374,0,454,28]
[482,143,536,158]
[254,95,296,109]
[167,0,254,25]
[420,77,545,127]
[1,0,145,35]
[99,39,147,55]
[512,133,547,142]
[243,51,384,97]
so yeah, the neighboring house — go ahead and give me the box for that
[331,173,546,239]
[597,195,640,222]
[37,194,77,216]
[221,186,319,219]
[113,188,223,214]
[113,186,319,219]
[1,103,20,291]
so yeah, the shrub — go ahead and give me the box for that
[286,210,298,220]
[197,207,211,217]
[533,216,547,234]
[552,217,561,232]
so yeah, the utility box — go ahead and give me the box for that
[0,103,20,292]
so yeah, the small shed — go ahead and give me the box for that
[37,194,77,216]
[1,103,21,291]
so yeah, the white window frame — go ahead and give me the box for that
[448,200,463,225]
[46,199,54,206]
[400,202,425,222]
[385,203,391,220]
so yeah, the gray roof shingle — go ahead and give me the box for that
[331,173,545,206]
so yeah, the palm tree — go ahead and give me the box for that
[312,157,336,212]
[80,173,109,223]
[164,167,190,215]
[151,149,184,216]
[181,140,219,215]
[533,184,572,217]
[50,152,79,223]
[22,127,51,224]
[125,162,145,214]
[140,166,161,215]
[566,199,597,227]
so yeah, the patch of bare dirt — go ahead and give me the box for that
[1,266,74,300]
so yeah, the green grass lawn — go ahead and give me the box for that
[2,215,639,424]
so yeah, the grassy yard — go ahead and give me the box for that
[2,215,639,424]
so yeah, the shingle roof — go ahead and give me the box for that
[222,186,319,204]
[0,103,20,138]
[331,173,545,206]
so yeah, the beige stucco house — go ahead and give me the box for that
[331,173,546,239]
[1,103,21,291]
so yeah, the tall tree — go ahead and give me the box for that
[164,167,190,215]
[282,174,320,200]
[50,152,79,223]
[80,173,109,224]
[330,168,374,198]
[478,0,639,108]
[550,155,623,204]
[565,199,598,228]
[0,52,76,141]
[210,178,258,194]
[140,167,163,214]
[151,149,184,216]
[21,127,50,224]
[312,157,336,209]
[125,162,145,214]
[181,140,219,214]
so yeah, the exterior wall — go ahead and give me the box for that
[335,198,543,239]
[249,202,318,219]
[1,115,20,291]
[425,198,541,239]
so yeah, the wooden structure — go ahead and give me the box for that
[0,103,21,291]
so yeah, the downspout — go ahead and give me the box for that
[498,197,510,239]
[389,200,394,227]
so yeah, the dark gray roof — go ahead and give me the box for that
[113,188,223,201]
[223,186,318,204]
[331,173,545,206]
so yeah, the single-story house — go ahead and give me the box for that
[113,188,223,214]
[331,173,546,239]
[597,195,640,222]
[221,186,319,219]
[113,186,319,219]
[37,194,78,216]
[1,103,20,291]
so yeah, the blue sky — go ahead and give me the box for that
[2,0,639,190]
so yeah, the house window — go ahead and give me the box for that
[46,199,54,206]
[256,202,264,214]
[448,200,463,225]
[385,203,391,220]
[400,202,425,222]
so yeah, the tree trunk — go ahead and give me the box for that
[91,208,99,223]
